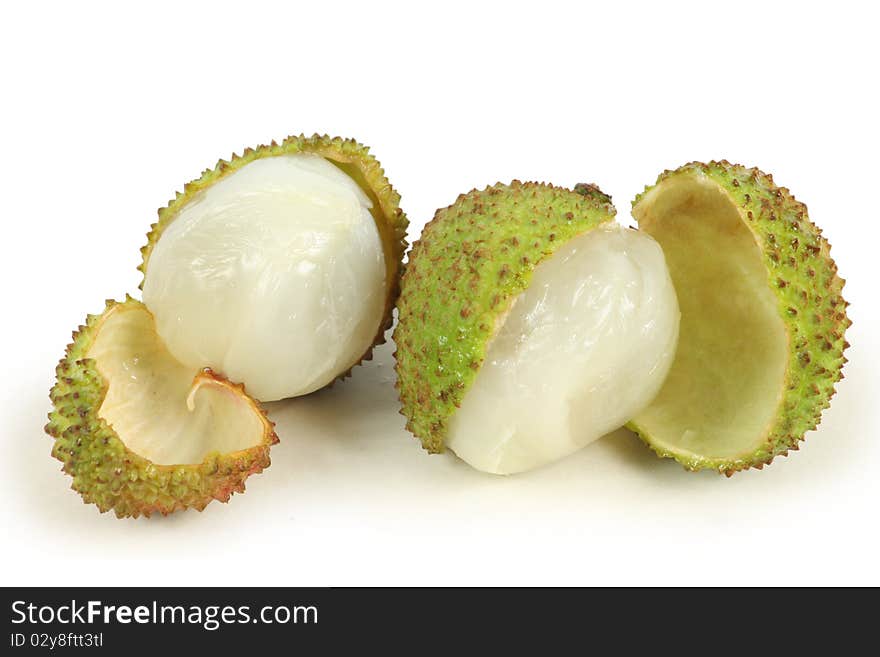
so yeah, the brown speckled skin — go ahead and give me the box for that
[629,161,850,475]
[46,298,278,518]
[394,181,615,454]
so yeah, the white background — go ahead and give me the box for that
[2,1,878,586]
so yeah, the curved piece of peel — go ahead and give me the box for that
[46,297,278,518]
[628,161,850,474]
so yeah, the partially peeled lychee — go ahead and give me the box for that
[141,135,408,401]
[394,181,680,474]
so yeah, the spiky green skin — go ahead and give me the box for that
[394,181,616,453]
[45,298,278,518]
[139,134,409,382]
[628,161,850,475]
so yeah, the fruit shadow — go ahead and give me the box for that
[17,381,141,531]
[23,334,871,531]
[577,336,873,495]
[262,335,718,501]
[275,335,865,503]
[263,338,445,485]
[20,377,268,531]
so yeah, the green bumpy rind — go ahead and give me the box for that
[45,297,279,519]
[629,161,850,474]
[139,134,409,379]
[394,181,616,453]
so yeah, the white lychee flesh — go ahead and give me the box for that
[446,225,680,474]
[143,154,386,402]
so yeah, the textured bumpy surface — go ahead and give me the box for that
[394,181,616,453]
[629,161,850,473]
[45,297,278,518]
[139,134,409,381]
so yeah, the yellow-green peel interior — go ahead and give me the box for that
[630,174,788,462]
